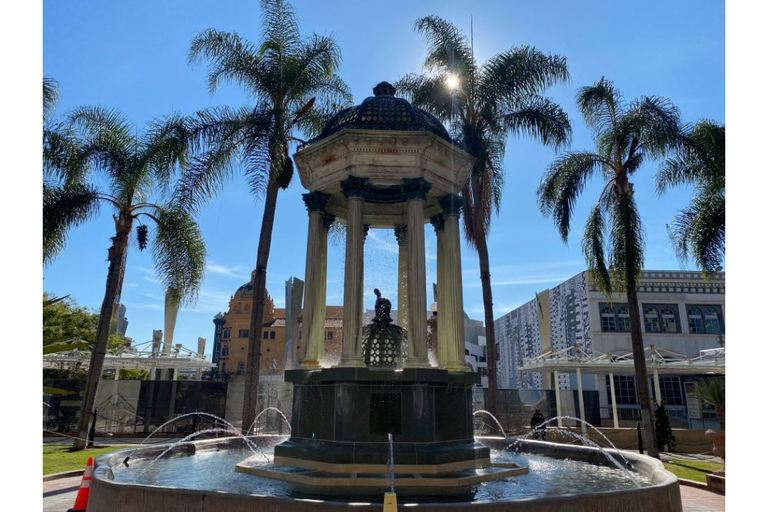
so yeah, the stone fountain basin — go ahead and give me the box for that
[88,435,682,512]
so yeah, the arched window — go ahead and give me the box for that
[688,307,704,333]
[661,307,678,333]
[704,308,721,334]
[644,307,660,333]
[617,306,631,332]
[601,306,616,332]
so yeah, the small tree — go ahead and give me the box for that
[694,377,725,430]
[654,401,676,452]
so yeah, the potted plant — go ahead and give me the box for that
[693,377,725,482]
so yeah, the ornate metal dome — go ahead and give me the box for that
[312,81,451,143]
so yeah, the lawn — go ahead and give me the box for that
[43,445,130,475]
[662,458,723,483]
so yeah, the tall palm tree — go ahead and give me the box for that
[397,16,571,417]
[181,0,350,433]
[537,78,682,458]
[44,106,207,450]
[656,120,725,273]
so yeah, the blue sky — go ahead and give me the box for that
[38,0,726,354]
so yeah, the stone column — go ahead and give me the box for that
[402,178,431,367]
[340,176,368,367]
[299,191,330,368]
[439,194,467,372]
[318,213,334,365]
[430,215,447,368]
[394,225,409,334]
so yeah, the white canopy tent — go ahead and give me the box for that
[43,338,215,380]
[517,344,725,433]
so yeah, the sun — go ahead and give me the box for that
[445,73,460,91]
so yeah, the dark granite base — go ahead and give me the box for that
[276,367,488,471]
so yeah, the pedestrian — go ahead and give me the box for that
[531,409,547,440]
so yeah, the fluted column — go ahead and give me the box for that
[394,225,409,333]
[318,213,334,365]
[402,178,431,367]
[340,176,368,367]
[299,191,330,368]
[439,194,467,372]
[430,214,447,368]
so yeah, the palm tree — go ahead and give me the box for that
[44,106,207,450]
[397,16,571,417]
[181,0,350,433]
[537,78,682,458]
[656,120,725,273]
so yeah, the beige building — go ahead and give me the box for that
[216,278,343,379]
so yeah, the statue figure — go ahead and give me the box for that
[373,288,392,325]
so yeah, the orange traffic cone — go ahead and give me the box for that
[67,456,93,512]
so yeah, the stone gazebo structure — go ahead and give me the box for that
[238,82,519,489]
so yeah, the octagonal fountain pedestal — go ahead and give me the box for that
[235,367,525,493]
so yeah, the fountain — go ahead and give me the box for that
[84,82,683,511]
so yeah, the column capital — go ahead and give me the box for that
[438,194,464,216]
[302,191,331,213]
[340,176,369,199]
[402,177,432,201]
[394,224,408,246]
[429,214,445,234]
[363,224,370,242]
[322,212,336,230]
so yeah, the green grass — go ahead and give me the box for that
[43,445,130,475]
[662,458,723,483]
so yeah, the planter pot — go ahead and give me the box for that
[705,429,725,462]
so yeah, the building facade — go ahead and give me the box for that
[495,270,725,428]
[214,279,343,379]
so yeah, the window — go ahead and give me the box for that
[703,307,722,334]
[238,329,249,338]
[237,362,245,375]
[327,331,333,340]
[652,376,684,406]
[688,307,704,333]
[600,303,630,332]
[263,331,269,339]
[616,306,631,332]
[605,375,639,405]
[644,307,660,333]
[660,307,678,333]
[222,346,229,356]
[642,304,680,333]
[270,331,276,339]
[222,329,231,339]
[601,306,617,332]
[687,305,723,334]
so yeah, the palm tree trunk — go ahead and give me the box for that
[626,284,659,458]
[73,212,132,450]
[476,235,499,422]
[241,177,280,434]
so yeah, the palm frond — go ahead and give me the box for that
[188,29,262,94]
[576,77,622,140]
[480,46,569,105]
[623,96,682,159]
[140,112,196,195]
[583,204,612,295]
[668,191,725,272]
[395,73,455,123]
[608,192,645,292]
[43,184,102,266]
[500,96,572,150]
[150,206,207,306]
[43,76,59,122]
[537,151,606,242]
[414,16,475,78]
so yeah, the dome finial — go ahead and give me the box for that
[373,81,395,97]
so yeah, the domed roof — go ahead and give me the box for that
[312,81,451,143]
[233,281,255,300]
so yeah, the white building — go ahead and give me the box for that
[495,270,725,428]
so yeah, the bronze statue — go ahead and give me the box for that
[373,288,392,325]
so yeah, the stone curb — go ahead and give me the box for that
[677,478,709,491]
[43,470,84,482]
